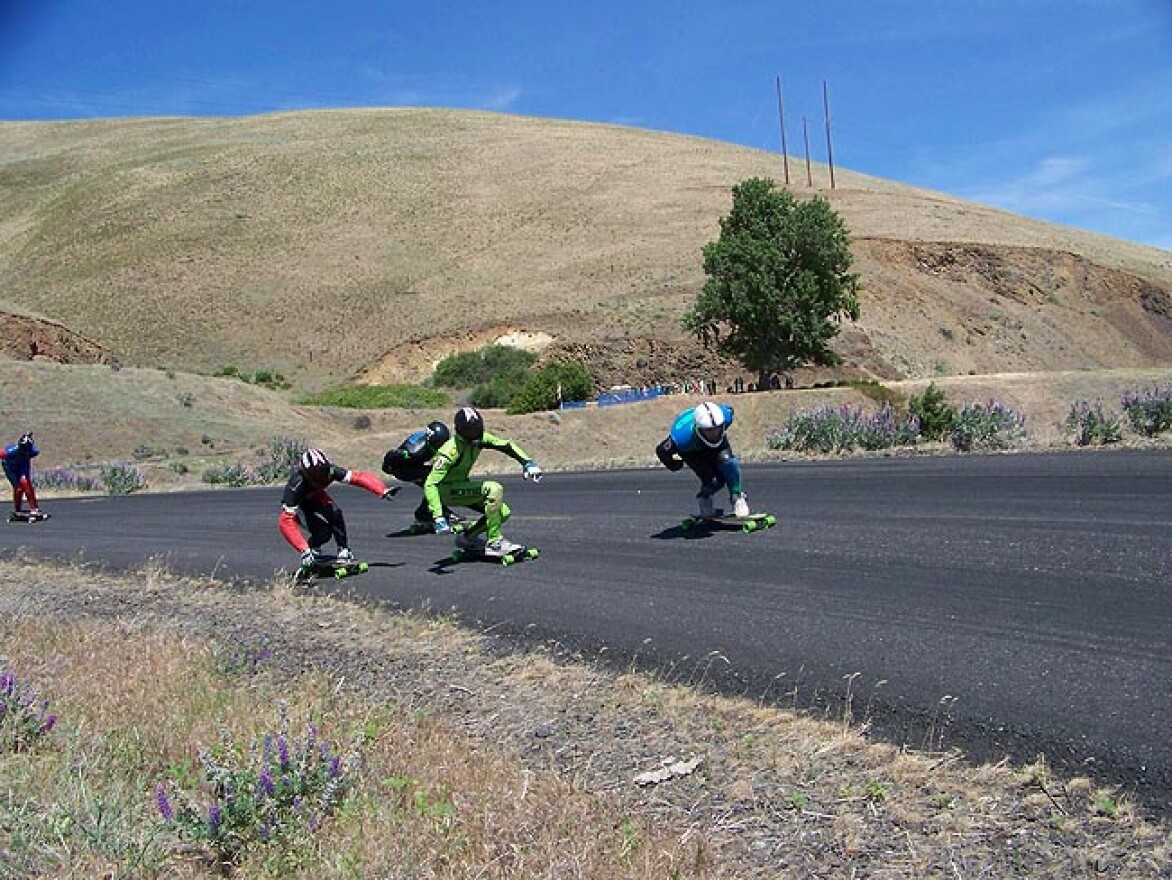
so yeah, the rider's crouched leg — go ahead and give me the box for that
[481,481,511,541]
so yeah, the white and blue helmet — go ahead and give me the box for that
[693,402,727,448]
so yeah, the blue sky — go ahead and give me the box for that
[3,1,1171,250]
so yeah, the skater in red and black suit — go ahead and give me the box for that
[278,448,397,567]
[1,432,47,520]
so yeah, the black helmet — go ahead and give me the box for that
[17,432,33,449]
[425,421,450,451]
[453,407,484,442]
[298,447,331,485]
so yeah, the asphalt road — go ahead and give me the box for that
[4,449,1170,814]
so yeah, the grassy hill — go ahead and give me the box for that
[1,108,1171,471]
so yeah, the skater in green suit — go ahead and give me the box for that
[424,406,542,558]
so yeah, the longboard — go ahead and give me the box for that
[681,512,776,533]
[8,510,50,523]
[451,544,540,566]
[296,560,369,583]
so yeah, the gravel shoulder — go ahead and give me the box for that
[3,558,1168,878]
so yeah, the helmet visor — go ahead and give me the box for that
[698,424,724,446]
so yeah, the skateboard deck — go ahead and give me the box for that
[8,510,50,523]
[296,560,369,583]
[681,512,776,533]
[451,544,540,566]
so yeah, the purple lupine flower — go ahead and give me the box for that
[207,802,222,837]
[155,784,175,821]
[328,754,342,779]
[277,735,290,769]
[40,714,57,734]
[258,767,276,798]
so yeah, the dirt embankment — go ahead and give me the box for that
[0,312,110,365]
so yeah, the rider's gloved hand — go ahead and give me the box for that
[382,486,400,500]
[299,547,316,567]
[522,461,543,483]
[433,517,451,534]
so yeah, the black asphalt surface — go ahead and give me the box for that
[4,449,1170,815]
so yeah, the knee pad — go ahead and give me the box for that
[482,481,504,511]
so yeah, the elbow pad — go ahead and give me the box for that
[656,438,685,471]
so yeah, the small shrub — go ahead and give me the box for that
[909,383,956,441]
[202,462,254,487]
[433,345,536,388]
[100,463,147,495]
[37,467,100,492]
[767,404,919,453]
[950,401,1027,452]
[177,392,196,408]
[1121,385,1172,437]
[299,384,449,410]
[508,360,594,414]
[156,703,363,866]
[1065,400,1123,446]
[0,667,57,751]
[253,436,308,484]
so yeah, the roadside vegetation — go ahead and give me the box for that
[431,344,594,414]
[768,382,1171,454]
[2,559,1169,878]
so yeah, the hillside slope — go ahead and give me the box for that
[3,109,1171,393]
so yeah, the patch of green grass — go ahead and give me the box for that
[298,384,449,410]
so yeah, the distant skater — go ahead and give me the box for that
[1,432,48,521]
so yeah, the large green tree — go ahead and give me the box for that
[683,177,860,389]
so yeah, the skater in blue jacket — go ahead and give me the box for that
[655,402,749,518]
[1,432,47,520]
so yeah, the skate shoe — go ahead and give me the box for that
[694,494,717,518]
[335,547,355,563]
[484,537,523,558]
[731,493,750,519]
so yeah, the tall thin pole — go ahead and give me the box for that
[775,75,790,186]
[823,80,836,190]
[802,116,813,187]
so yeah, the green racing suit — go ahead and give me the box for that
[423,432,532,542]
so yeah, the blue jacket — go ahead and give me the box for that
[1,439,39,480]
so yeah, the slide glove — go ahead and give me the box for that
[433,517,451,535]
[522,461,543,483]
[299,547,316,567]
[382,486,400,500]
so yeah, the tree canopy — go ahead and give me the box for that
[683,177,860,388]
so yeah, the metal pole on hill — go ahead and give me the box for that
[802,116,813,187]
[775,75,790,186]
[823,80,836,190]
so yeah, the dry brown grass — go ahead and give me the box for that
[3,109,1171,393]
[3,558,1169,878]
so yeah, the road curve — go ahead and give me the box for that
[3,449,1170,815]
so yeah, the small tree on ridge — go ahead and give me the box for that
[683,177,860,389]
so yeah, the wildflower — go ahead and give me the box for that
[155,784,175,822]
